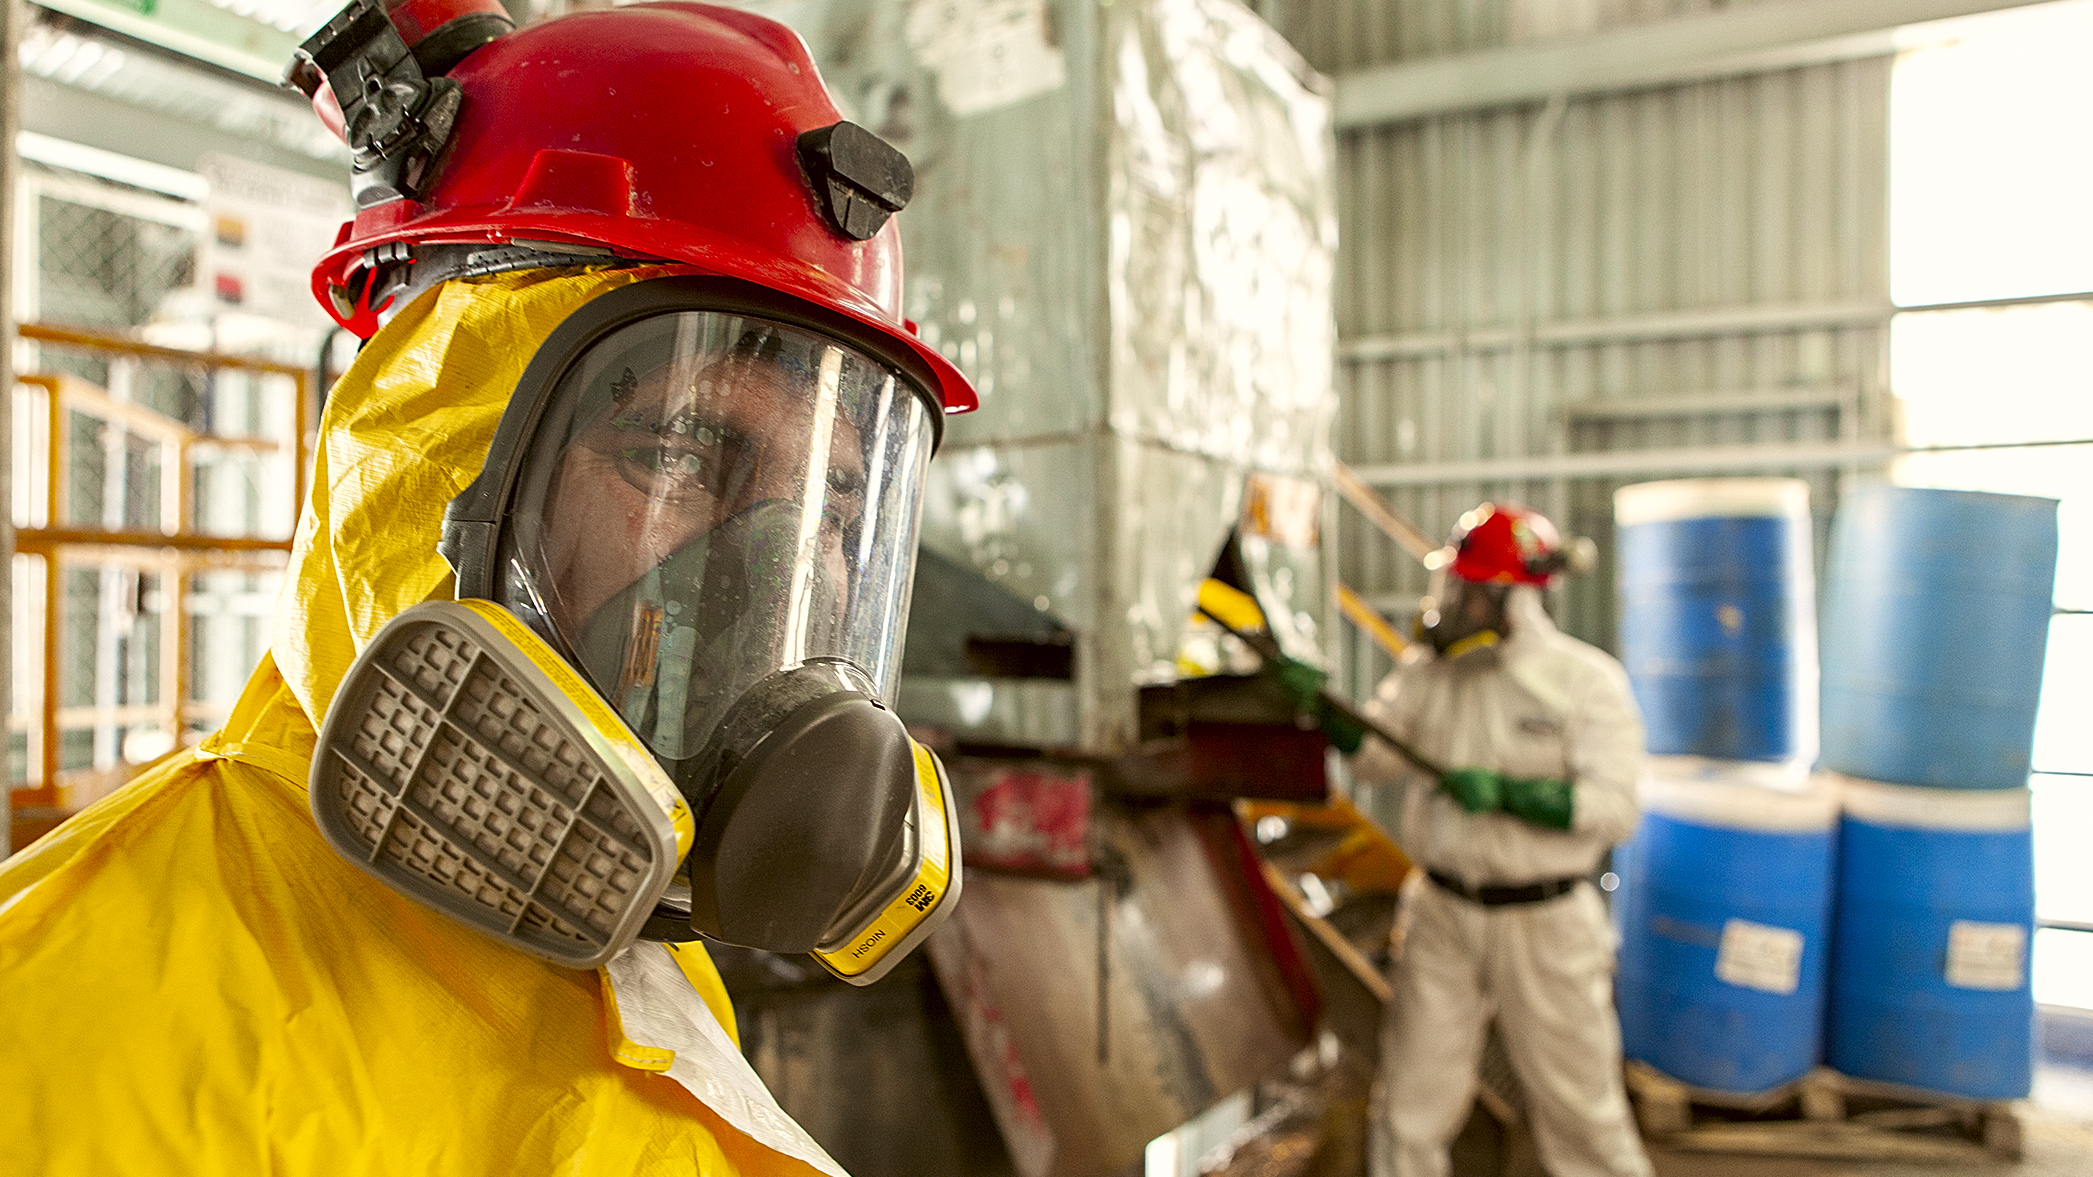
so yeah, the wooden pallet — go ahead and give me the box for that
[1626,1062,2023,1163]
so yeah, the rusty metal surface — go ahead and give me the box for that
[1097,673,1332,802]
[715,949,1019,1177]
[927,803,1313,1177]
[1102,724,1331,803]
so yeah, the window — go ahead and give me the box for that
[1890,0,2093,1010]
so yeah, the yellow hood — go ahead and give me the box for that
[275,265,653,725]
[0,266,848,1177]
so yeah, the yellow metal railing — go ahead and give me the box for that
[10,323,309,837]
[1330,459,1431,663]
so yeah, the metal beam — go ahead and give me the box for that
[1563,388,1851,422]
[1332,461,1438,559]
[3,0,17,856]
[12,529,295,554]
[1350,437,2093,488]
[1340,301,1891,362]
[15,131,209,201]
[1335,0,2051,128]
[1352,441,1895,487]
[31,0,299,83]
[20,321,310,376]
[20,75,344,184]
[1338,288,2093,362]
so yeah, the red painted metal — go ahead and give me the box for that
[956,763,1093,879]
[382,0,506,44]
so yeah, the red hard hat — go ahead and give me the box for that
[1441,502,1590,587]
[292,0,976,417]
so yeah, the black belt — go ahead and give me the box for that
[1427,871,1582,907]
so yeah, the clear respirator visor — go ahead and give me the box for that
[496,310,934,758]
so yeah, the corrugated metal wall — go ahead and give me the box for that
[1270,2,1894,697]
[1280,0,1778,70]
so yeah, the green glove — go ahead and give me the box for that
[1270,655,1328,712]
[1316,703,1367,755]
[1265,655,1367,754]
[1438,768,1505,814]
[1502,776,1576,831]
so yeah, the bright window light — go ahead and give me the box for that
[2033,625,2093,775]
[1891,0,2093,305]
[2033,928,2093,1010]
[2036,773,2093,924]
[1891,0,2093,1013]
[1890,303,2093,449]
[1888,314,2093,613]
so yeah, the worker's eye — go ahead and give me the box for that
[607,418,753,505]
[823,468,866,533]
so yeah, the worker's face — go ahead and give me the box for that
[1419,575,1510,656]
[537,354,867,637]
[495,309,932,764]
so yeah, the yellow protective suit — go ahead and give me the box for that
[0,268,840,1176]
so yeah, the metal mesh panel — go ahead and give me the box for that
[59,568,101,711]
[139,366,207,428]
[122,434,162,529]
[187,570,278,717]
[30,184,212,422]
[64,411,104,528]
[58,730,94,774]
[313,610,666,963]
[32,559,189,782]
[60,410,171,531]
[36,195,197,331]
[191,455,266,535]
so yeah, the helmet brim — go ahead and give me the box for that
[314,207,979,417]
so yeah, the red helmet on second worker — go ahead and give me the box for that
[1436,502,1596,587]
[286,0,976,417]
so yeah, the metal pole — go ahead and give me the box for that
[1,0,21,857]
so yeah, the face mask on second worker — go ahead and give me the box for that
[1417,572,1511,659]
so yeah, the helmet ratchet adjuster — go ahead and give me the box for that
[288,0,490,208]
[327,240,416,323]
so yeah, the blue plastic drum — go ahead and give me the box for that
[1615,479,1817,764]
[1820,485,2058,788]
[1616,761,1837,1094]
[1828,777,2034,1100]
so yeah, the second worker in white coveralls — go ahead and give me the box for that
[1355,502,1654,1177]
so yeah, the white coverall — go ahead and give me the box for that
[1355,586,1652,1177]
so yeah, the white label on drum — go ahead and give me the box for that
[1945,920,2026,991]
[1714,919,1805,995]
